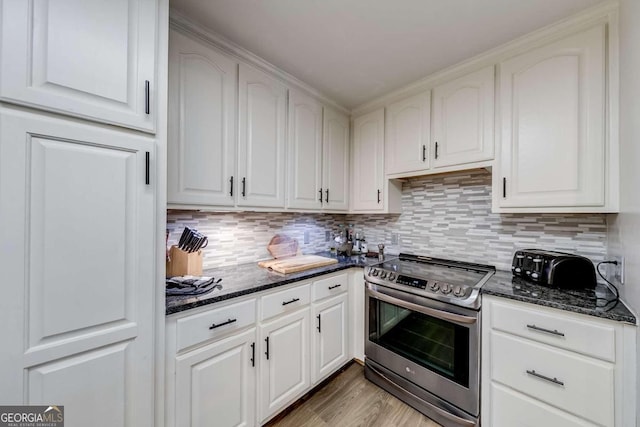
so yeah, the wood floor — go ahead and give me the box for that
[269,363,442,427]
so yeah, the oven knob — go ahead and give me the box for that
[380,271,387,279]
[388,273,396,281]
[371,269,379,277]
[429,282,440,292]
[453,286,465,297]
[440,284,452,294]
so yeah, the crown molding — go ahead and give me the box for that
[351,0,619,116]
[169,8,350,115]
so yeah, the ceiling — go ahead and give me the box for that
[170,0,605,110]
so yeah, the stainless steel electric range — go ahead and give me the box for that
[364,254,495,427]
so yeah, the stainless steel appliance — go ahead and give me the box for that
[512,249,596,288]
[364,254,495,427]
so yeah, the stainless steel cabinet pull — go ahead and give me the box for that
[325,188,329,203]
[317,314,321,333]
[250,342,255,367]
[265,337,269,360]
[242,177,246,197]
[145,80,150,115]
[319,188,323,202]
[328,284,341,290]
[145,152,150,185]
[526,324,565,337]
[209,318,237,330]
[229,176,234,196]
[526,369,564,386]
[435,141,439,159]
[377,189,381,204]
[282,297,300,306]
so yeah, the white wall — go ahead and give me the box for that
[607,0,640,422]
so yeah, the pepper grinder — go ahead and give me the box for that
[378,243,385,261]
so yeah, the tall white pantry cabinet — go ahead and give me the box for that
[0,1,168,427]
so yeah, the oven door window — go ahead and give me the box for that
[369,298,470,387]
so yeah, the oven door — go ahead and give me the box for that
[365,282,480,416]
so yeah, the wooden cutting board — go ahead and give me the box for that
[267,234,299,259]
[258,255,338,274]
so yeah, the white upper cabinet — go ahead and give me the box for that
[352,109,385,211]
[322,108,350,211]
[385,90,431,175]
[496,24,608,211]
[167,30,237,207]
[432,66,495,168]
[238,63,288,208]
[0,0,157,133]
[287,90,323,210]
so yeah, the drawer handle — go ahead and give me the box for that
[282,297,300,306]
[526,369,564,386]
[526,324,565,337]
[328,284,342,290]
[209,318,237,330]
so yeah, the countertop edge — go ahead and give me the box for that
[165,262,365,316]
[480,288,637,325]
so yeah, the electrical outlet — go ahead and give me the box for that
[613,256,625,285]
[304,231,310,244]
[390,233,399,245]
[325,230,331,242]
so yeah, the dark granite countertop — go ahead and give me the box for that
[166,252,379,315]
[481,270,637,324]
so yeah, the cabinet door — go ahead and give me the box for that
[322,108,350,211]
[175,328,256,427]
[168,30,237,207]
[312,294,349,384]
[0,107,155,426]
[499,25,605,208]
[352,109,385,211]
[0,0,157,132]
[287,90,323,210]
[385,90,431,175]
[259,308,310,422]
[238,64,287,208]
[432,66,494,168]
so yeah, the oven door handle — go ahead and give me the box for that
[367,286,477,325]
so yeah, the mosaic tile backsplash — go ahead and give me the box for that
[167,169,608,271]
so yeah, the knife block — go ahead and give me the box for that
[166,245,203,277]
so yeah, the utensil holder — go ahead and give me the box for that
[166,245,203,277]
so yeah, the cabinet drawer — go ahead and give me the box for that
[490,298,615,362]
[490,382,597,427]
[491,331,614,426]
[261,284,311,321]
[312,273,348,302]
[176,299,256,352]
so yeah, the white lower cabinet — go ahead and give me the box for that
[312,293,349,384]
[481,296,637,427]
[175,328,257,427]
[259,307,310,422]
[167,270,356,427]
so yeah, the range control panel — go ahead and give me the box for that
[367,267,469,298]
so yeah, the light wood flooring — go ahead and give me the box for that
[268,363,442,427]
